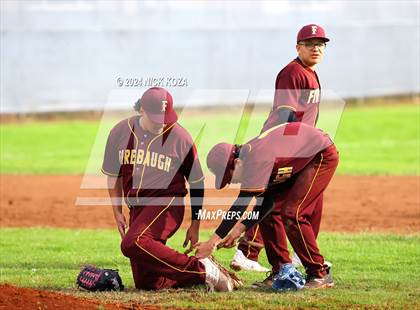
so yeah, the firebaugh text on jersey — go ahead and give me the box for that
[119,149,172,172]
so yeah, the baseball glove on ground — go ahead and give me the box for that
[76,265,124,292]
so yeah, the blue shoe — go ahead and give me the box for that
[272,263,305,292]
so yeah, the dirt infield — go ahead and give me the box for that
[0,284,158,310]
[1,175,419,233]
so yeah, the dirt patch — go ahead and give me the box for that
[0,284,157,310]
[0,175,419,233]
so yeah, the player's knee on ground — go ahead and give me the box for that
[120,236,136,258]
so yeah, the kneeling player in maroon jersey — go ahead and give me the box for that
[102,87,239,291]
[195,122,339,289]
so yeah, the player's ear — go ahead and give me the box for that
[138,107,145,115]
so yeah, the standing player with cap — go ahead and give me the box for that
[102,87,240,291]
[195,122,339,290]
[232,24,331,283]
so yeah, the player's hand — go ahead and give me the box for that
[183,220,200,254]
[217,234,239,249]
[194,234,221,259]
[194,240,216,259]
[217,223,246,249]
[113,212,127,239]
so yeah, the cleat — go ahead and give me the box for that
[304,265,334,289]
[230,249,270,272]
[251,271,277,289]
[200,256,243,292]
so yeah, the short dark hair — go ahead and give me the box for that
[133,98,141,112]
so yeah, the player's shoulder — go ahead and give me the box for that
[165,122,194,143]
[109,116,138,135]
[275,59,308,86]
[166,122,188,136]
[280,59,307,77]
[239,143,253,158]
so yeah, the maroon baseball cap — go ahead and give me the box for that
[297,24,329,42]
[138,87,178,124]
[207,143,236,189]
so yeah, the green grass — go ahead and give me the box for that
[0,228,419,309]
[0,121,100,174]
[1,104,419,175]
[332,105,420,175]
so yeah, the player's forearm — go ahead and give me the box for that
[189,180,204,221]
[111,204,124,224]
[107,176,123,209]
[214,191,254,239]
[207,233,223,247]
[241,194,275,230]
[189,219,200,229]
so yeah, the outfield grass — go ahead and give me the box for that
[0,228,419,309]
[0,121,100,174]
[0,104,419,175]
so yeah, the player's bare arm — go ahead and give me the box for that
[106,176,127,239]
[219,194,277,249]
[183,179,204,254]
[195,191,254,258]
[195,190,273,258]
[217,223,246,249]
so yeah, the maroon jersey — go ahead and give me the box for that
[102,116,204,205]
[262,58,321,131]
[240,122,332,192]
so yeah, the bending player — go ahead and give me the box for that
[195,122,339,289]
